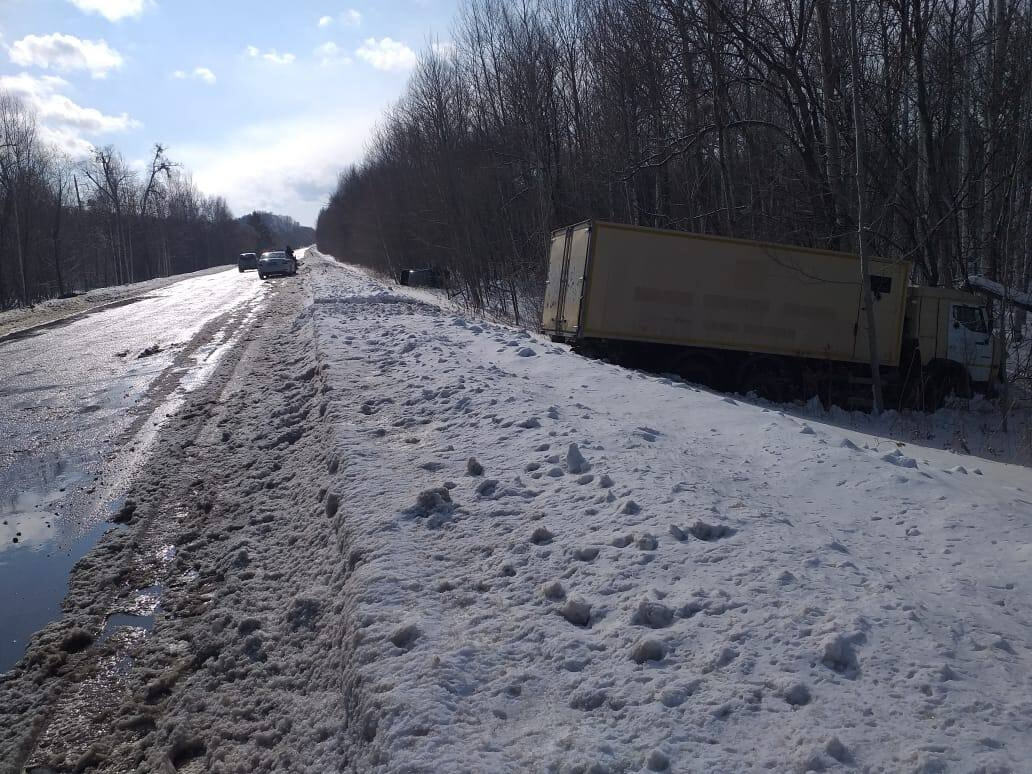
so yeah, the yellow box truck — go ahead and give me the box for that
[542,221,1000,409]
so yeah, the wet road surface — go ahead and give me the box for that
[0,267,270,672]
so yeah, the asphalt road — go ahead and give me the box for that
[0,267,272,672]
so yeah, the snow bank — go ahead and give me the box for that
[787,394,1032,469]
[309,262,1032,773]
[315,249,542,327]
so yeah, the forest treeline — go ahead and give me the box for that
[0,93,311,310]
[316,0,1032,325]
[243,212,316,254]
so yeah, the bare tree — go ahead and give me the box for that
[316,0,1032,395]
[849,0,885,413]
[0,88,259,309]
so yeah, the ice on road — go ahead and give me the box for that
[0,267,266,671]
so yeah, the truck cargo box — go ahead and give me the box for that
[542,221,912,368]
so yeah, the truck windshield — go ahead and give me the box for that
[953,305,987,334]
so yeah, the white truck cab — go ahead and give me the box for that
[907,286,999,392]
[948,302,995,383]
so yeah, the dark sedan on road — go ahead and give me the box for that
[258,251,297,279]
[238,252,258,272]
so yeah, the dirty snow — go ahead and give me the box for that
[2,253,1030,773]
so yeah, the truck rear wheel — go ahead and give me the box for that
[738,357,794,403]
[674,354,717,388]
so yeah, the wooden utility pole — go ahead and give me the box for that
[848,0,884,414]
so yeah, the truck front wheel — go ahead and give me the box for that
[922,366,971,411]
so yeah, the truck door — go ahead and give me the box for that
[560,225,591,335]
[542,223,591,338]
[948,304,994,383]
[542,231,569,336]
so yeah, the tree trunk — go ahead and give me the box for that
[816,0,846,244]
[849,0,884,414]
[52,178,65,296]
[11,185,28,305]
[705,0,735,235]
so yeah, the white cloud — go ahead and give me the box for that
[38,125,94,158]
[67,0,146,22]
[245,46,296,65]
[355,38,416,72]
[0,72,139,157]
[9,33,124,79]
[315,42,352,67]
[179,109,380,225]
[263,50,295,65]
[0,72,70,98]
[318,9,361,28]
[173,67,215,84]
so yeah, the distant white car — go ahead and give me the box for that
[257,251,296,279]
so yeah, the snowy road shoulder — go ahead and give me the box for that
[311,260,1031,773]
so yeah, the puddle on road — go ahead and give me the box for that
[0,290,266,674]
[0,460,94,550]
[99,584,162,644]
[0,519,115,671]
[100,613,155,642]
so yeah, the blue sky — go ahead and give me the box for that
[0,0,457,224]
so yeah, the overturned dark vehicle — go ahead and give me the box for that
[398,267,447,288]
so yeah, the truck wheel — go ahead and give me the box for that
[923,376,948,412]
[738,357,792,403]
[923,368,970,411]
[675,355,716,388]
